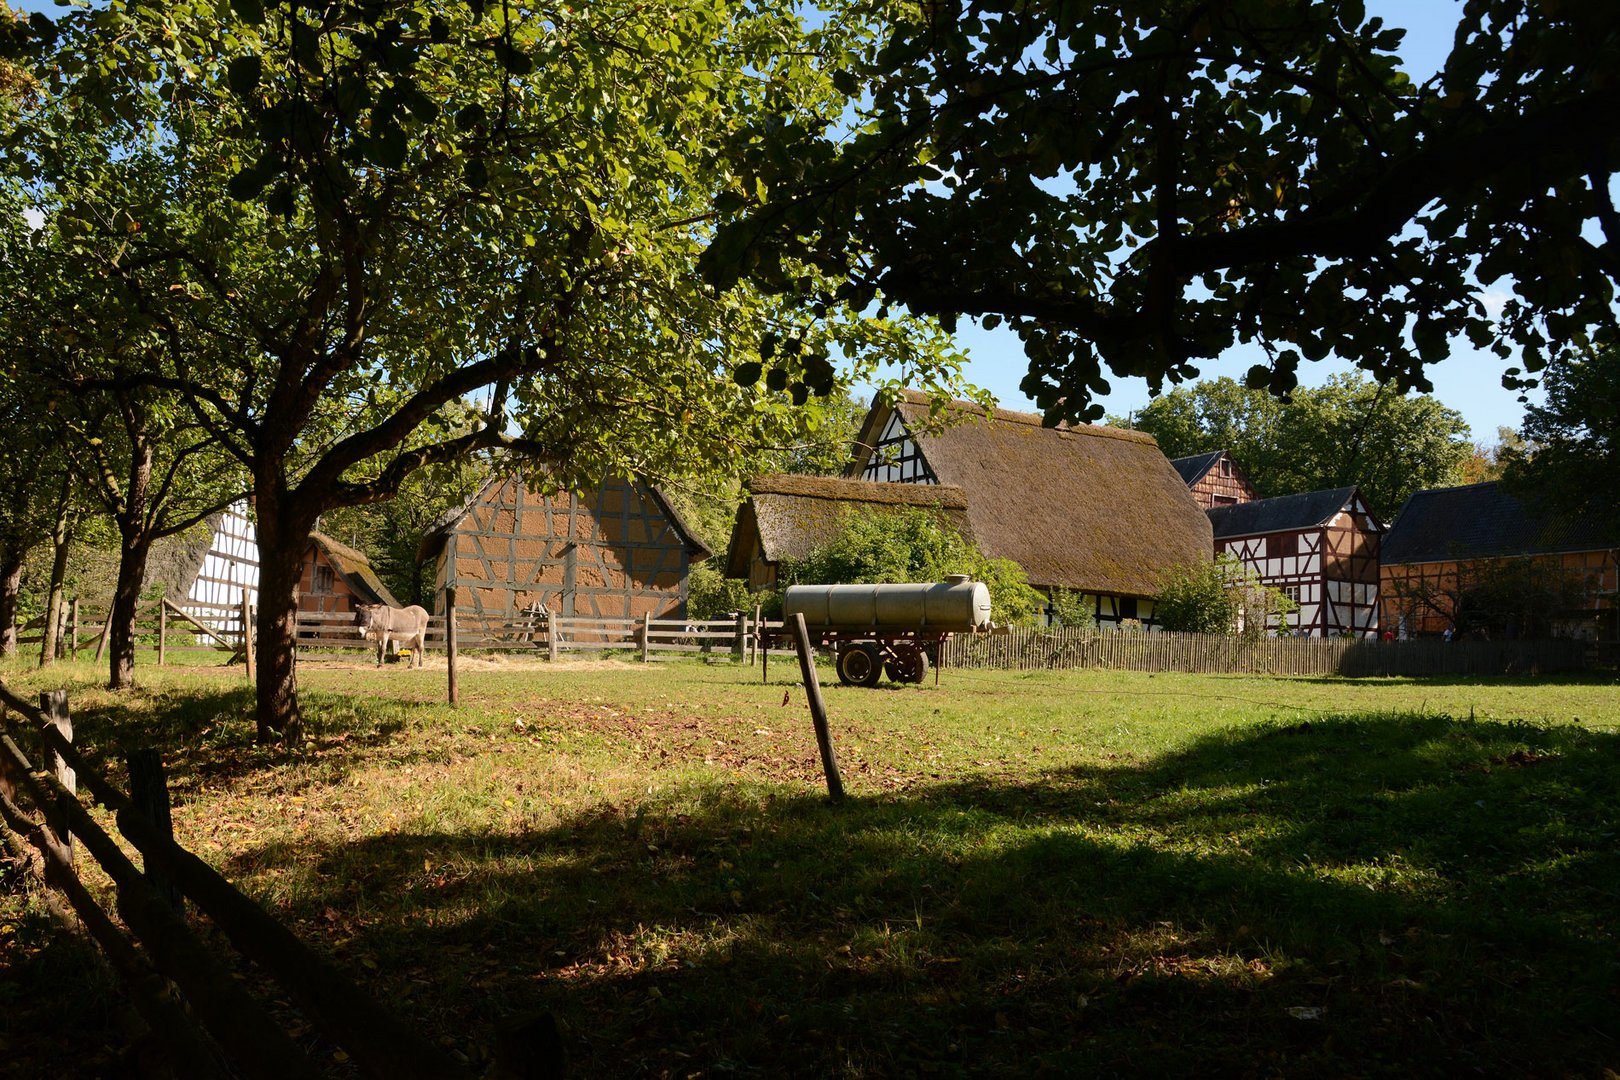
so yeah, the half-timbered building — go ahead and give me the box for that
[726,474,975,591]
[1208,487,1383,637]
[1170,450,1261,510]
[417,474,711,622]
[1380,481,1619,641]
[845,391,1212,627]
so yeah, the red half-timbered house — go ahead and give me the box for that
[844,391,1211,627]
[1170,450,1261,510]
[1380,482,1618,641]
[1208,487,1383,637]
[417,474,710,623]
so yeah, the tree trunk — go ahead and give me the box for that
[0,545,23,658]
[38,483,73,669]
[252,507,309,744]
[107,533,153,690]
[108,438,156,690]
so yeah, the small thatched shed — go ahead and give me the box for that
[726,475,974,590]
[417,474,710,622]
[298,532,400,614]
[846,391,1212,626]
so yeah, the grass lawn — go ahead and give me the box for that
[2,653,1618,1078]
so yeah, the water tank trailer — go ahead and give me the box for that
[777,575,993,687]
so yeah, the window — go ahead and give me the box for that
[1119,597,1138,620]
[1213,494,1237,505]
[1219,457,1232,477]
[313,565,335,594]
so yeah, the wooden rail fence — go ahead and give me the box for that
[940,627,1592,677]
[0,681,481,1080]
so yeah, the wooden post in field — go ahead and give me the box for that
[547,611,559,662]
[69,598,79,658]
[127,748,183,915]
[446,589,460,707]
[158,601,168,667]
[788,613,844,802]
[751,605,761,665]
[40,690,74,863]
[241,597,255,681]
[733,611,746,660]
[641,611,651,663]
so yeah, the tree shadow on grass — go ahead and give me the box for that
[210,712,1620,1078]
[58,685,442,796]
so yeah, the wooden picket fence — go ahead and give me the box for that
[940,627,1592,677]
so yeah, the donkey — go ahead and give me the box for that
[355,603,431,668]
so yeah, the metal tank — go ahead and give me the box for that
[783,574,992,634]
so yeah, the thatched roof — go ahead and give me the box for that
[1206,487,1367,539]
[417,472,712,565]
[848,391,1212,596]
[726,474,974,577]
[308,532,401,607]
[1383,482,1617,565]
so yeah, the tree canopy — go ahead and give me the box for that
[5,0,969,738]
[1501,347,1620,535]
[1116,372,1471,518]
[703,0,1620,422]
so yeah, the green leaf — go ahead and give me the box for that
[765,367,789,392]
[229,0,265,25]
[227,55,262,102]
[733,361,763,387]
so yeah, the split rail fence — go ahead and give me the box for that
[941,627,1592,677]
[42,597,789,667]
[0,683,481,1080]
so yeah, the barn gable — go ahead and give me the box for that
[726,475,974,590]
[1208,487,1383,638]
[419,474,710,621]
[845,391,1212,623]
[1170,450,1261,509]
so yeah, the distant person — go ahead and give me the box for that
[1442,625,1454,643]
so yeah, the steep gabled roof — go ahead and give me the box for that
[726,475,974,577]
[1170,450,1225,486]
[847,391,1212,596]
[416,473,712,565]
[308,532,401,607]
[1206,487,1367,539]
[1382,481,1617,565]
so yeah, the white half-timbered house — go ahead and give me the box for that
[844,391,1212,627]
[1207,487,1383,637]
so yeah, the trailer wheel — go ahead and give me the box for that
[836,642,883,687]
[884,644,930,684]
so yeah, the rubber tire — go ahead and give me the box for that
[836,642,884,687]
[884,644,930,684]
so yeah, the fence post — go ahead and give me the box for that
[241,597,255,681]
[69,598,79,658]
[158,601,168,667]
[547,611,559,662]
[446,589,459,707]
[788,613,844,802]
[40,690,74,864]
[751,605,761,665]
[733,612,746,660]
[127,748,184,915]
[641,611,651,663]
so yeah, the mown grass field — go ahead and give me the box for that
[2,652,1618,1078]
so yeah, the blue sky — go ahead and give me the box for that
[941,1,1536,442]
